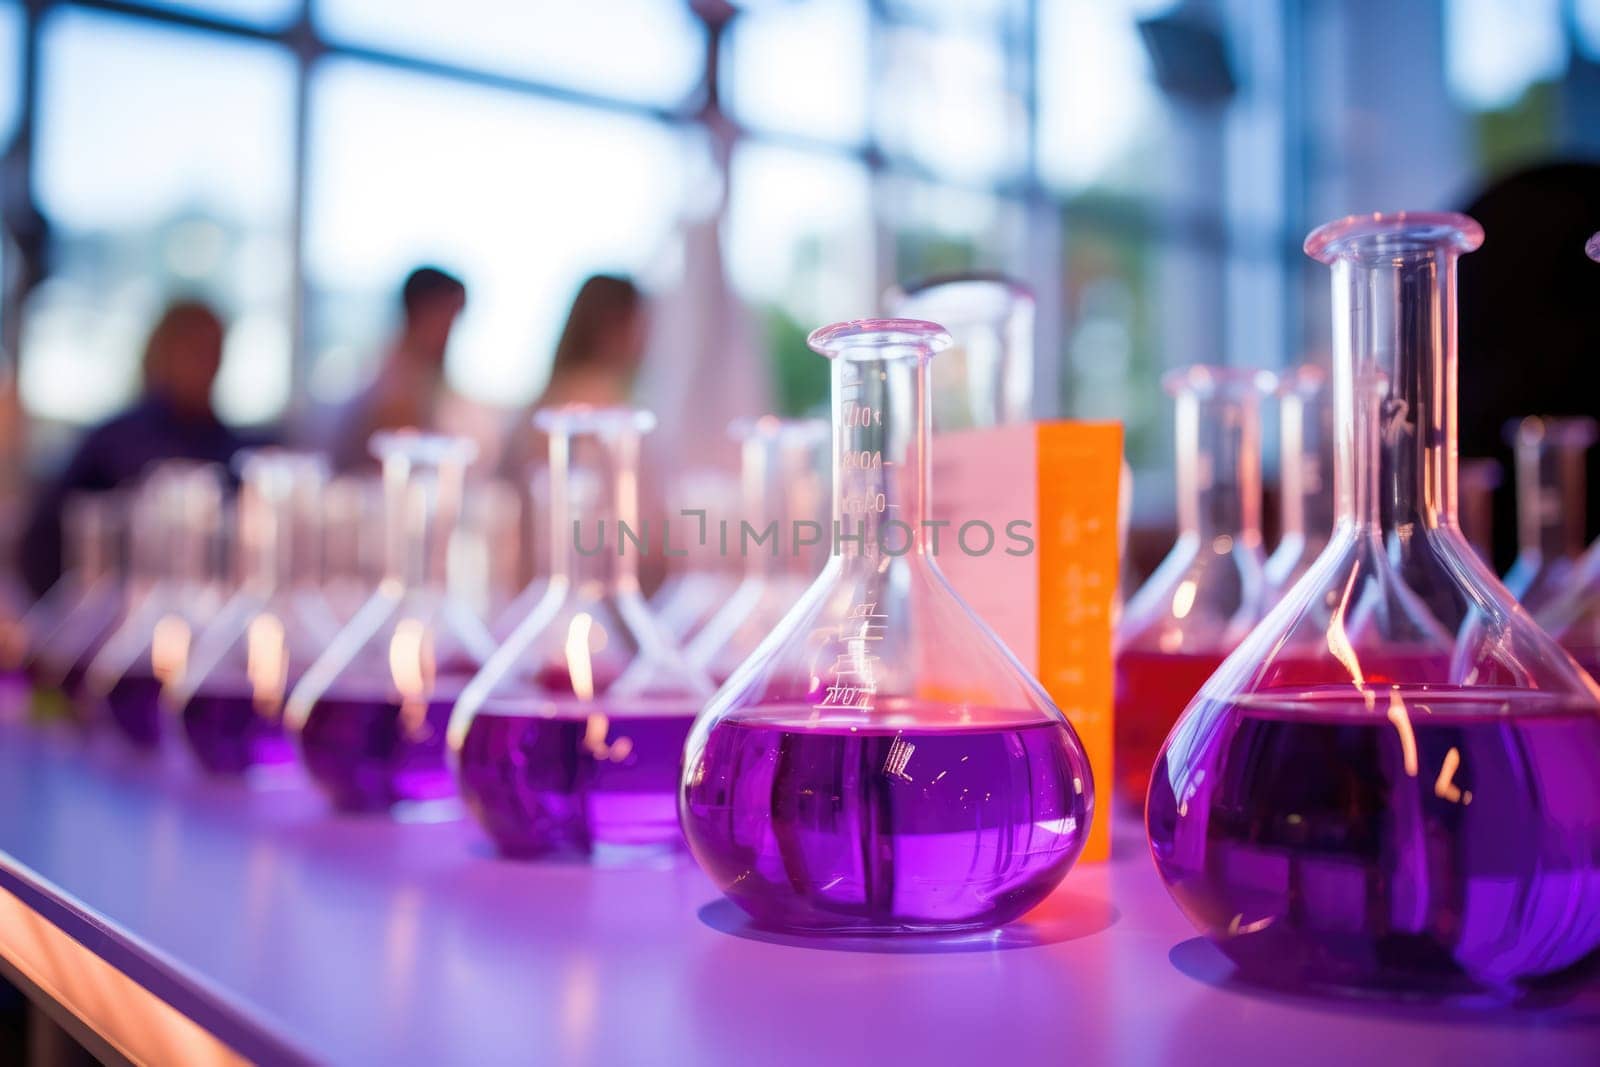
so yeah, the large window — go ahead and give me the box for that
[0,0,1301,519]
[305,59,693,410]
[24,7,295,426]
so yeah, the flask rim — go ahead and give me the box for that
[806,318,953,360]
[1304,210,1483,263]
[1161,364,1278,398]
[368,429,479,467]
[887,272,1035,323]
[531,404,657,438]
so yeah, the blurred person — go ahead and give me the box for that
[499,274,649,480]
[330,266,467,471]
[18,299,244,596]
[500,274,664,591]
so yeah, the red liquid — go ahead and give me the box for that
[182,689,295,776]
[1148,688,1600,991]
[1114,649,1228,811]
[298,689,462,812]
[105,673,168,750]
[456,701,696,857]
[681,705,1093,933]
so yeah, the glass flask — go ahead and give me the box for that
[1457,458,1503,565]
[650,468,741,645]
[84,463,226,750]
[285,432,495,813]
[1502,416,1596,616]
[888,272,1034,430]
[172,451,340,776]
[449,406,713,857]
[684,417,829,685]
[1148,212,1600,994]
[321,474,384,622]
[23,492,125,724]
[451,476,524,627]
[1264,366,1335,601]
[1114,365,1273,811]
[680,319,1093,935]
[1536,233,1600,674]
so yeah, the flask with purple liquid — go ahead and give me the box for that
[1147,212,1600,995]
[84,462,225,750]
[172,450,339,776]
[23,492,125,724]
[680,319,1094,935]
[449,406,712,858]
[285,432,495,814]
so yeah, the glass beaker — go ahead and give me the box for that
[23,492,124,722]
[1264,366,1335,601]
[684,417,829,686]
[172,451,339,776]
[84,462,226,750]
[285,432,495,813]
[888,272,1034,430]
[680,319,1093,935]
[1148,212,1600,993]
[650,468,742,646]
[1114,365,1273,811]
[1502,416,1596,615]
[449,406,712,857]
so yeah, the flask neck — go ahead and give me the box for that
[1328,249,1461,533]
[1514,433,1590,561]
[1278,388,1335,541]
[546,431,641,594]
[831,353,931,563]
[1172,387,1263,544]
[382,458,464,591]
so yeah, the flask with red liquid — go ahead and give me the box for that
[680,319,1093,934]
[448,407,712,857]
[1113,365,1274,811]
[1148,212,1600,994]
[285,432,495,813]
[171,450,339,776]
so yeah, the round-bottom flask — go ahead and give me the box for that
[449,408,712,857]
[1148,213,1600,994]
[681,320,1093,934]
[85,463,225,750]
[173,451,338,776]
[286,433,494,813]
[1114,366,1273,811]
[23,492,124,725]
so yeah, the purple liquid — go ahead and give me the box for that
[681,707,1093,933]
[1147,687,1600,991]
[105,673,167,749]
[299,689,461,812]
[457,702,696,857]
[182,689,295,776]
